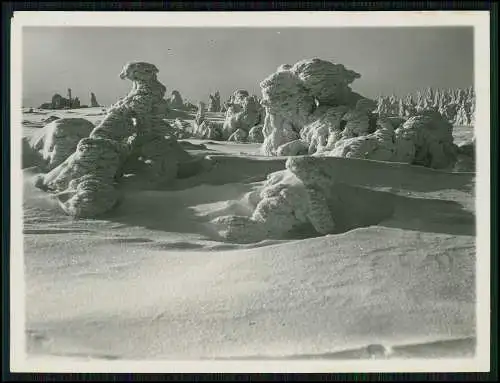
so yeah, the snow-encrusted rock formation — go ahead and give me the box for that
[247,125,264,143]
[276,139,309,157]
[196,120,224,140]
[259,58,369,156]
[34,137,124,217]
[213,156,397,244]
[34,61,193,218]
[393,110,457,169]
[26,118,95,171]
[258,58,460,171]
[212,59,470,243]
[222,91,265,142]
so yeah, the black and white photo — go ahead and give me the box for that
[9,11,491,373]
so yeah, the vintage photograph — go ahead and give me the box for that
[10,11,490,372]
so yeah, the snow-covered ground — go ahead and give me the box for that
[16,107,479,368]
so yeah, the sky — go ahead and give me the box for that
[21,26,474,107]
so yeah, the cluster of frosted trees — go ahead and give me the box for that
[376,87,475,126]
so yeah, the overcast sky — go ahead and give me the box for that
[22,26,474,107]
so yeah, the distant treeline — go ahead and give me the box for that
[376,87,475,126]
